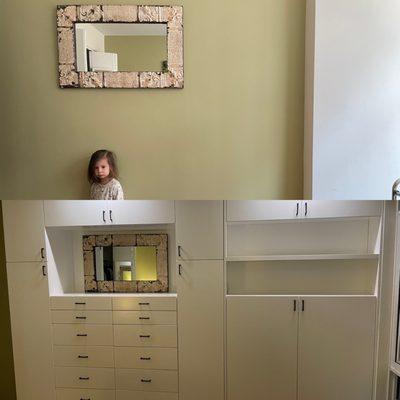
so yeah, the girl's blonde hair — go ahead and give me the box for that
[87,149,119,183]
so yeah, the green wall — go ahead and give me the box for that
[105,35,167,72]
[0,204,16,399]
[0,0,306,199]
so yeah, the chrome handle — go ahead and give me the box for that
[296,202,299,217]
[40,247,45,259]
[109,210,113,222]
[178,264,182,275]
[305,202,308,217]
[42,265,47,276]
[141,378,152,383]
[102,210,106,223]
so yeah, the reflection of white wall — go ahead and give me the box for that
[113,247,135,280]
[75,24,105,71]
[95,247,104,280]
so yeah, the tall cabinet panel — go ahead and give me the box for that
[2,201,45,262]
[177,260,224,400]
[176,201,223,260]
[227,296,298,400]
[298,297,376,400]
[6,262,54,400]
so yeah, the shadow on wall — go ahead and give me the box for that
[0,203,16,399]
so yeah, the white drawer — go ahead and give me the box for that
[54,346,114,368]
[114,325,177,347]
[116,369,178,392]
[117,390,178,400]
[113,297,176,311]
[113,311,176,325]
[57,388,115,400]
[52,310,113,324]
[55,366,115,389]
[51,297,112,310]
[53,324,114,346]
[115,347,177,370]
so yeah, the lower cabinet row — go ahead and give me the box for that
[227,296,377,400]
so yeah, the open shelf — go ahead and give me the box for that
[226,254,379,262]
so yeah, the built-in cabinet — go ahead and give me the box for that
[1,200,388,400]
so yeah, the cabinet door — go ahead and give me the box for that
[2,201,45,262]
[176,201,223,260]
[227,296,298,400]
[227,200,302,221]
[109,200,175,225]
[7,262,55,400]
[44,200,108,226]
[177,260,224,400]
[303,200,382,219]
[298,296,376,400]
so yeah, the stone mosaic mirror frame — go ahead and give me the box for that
[57,5,183,88]
[83,233,168,293]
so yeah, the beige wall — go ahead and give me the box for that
[0,0,305,199]
[0,204,16,399]
[105,35,167,72]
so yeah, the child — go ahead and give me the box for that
[88,150,124,200]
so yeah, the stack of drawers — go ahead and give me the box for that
[50,295,178,400]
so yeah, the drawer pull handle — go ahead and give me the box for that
[79,377,90,380]
[139,302,150,305]
[140,357,151,360]
[76,333,88,337]
[75,316,87,320]
[78,355,89,359]
[139,335,151,338]
[141,378,152,383]
[139,317,150,320]
[80,398,90,400]
[41,247,45,259]
[75,302,86,305]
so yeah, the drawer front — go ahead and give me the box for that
[115,347,178,370]
[113,311,176,325]
[114,325,177,347]
[54,346,114,368]
[53,324,114,346]
[56,388,115,400]
[51,297,112,310]
[55,366,115,389]
[117,390,178,400]
[113,297,176,311]
[116,369,178,392]
[52,310,113,324]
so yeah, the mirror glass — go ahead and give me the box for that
[94,245,157,282]
[75,23,167,72]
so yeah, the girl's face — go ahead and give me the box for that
[94,157,110,182]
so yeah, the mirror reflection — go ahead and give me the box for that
[75,23,167,72]
[94,245,158,282]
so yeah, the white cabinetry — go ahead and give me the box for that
[44,200,175,227]
[2,200,46,262]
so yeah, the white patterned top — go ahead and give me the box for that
[90,178,124,200]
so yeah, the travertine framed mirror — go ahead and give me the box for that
[83,233,168,292]
[57,5,183,88]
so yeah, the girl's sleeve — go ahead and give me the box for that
[115,182,124,200]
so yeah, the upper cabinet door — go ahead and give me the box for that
[298,297,376,400]
[303,201,383,219]
[108,201,175,225]
[44,201,108,227]
[2,201,46,262]
[176,201,223,260]
[227,201,302,221]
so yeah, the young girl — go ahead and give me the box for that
[88,150,124,200]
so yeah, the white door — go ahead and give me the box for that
[2,201,46,262]
[303,201,382,219]
[226,200,302,221]
[177,260,224,400]
[108,200,175,225]
[176,201,223,260]
[44,200,108,226]
[227,296,298,400]
[7,262,55,400]
[298,296,376,400]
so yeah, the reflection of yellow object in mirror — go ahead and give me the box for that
[136,246,157,281]
[122,270,132,281]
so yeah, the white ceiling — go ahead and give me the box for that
[76,23,167,36]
